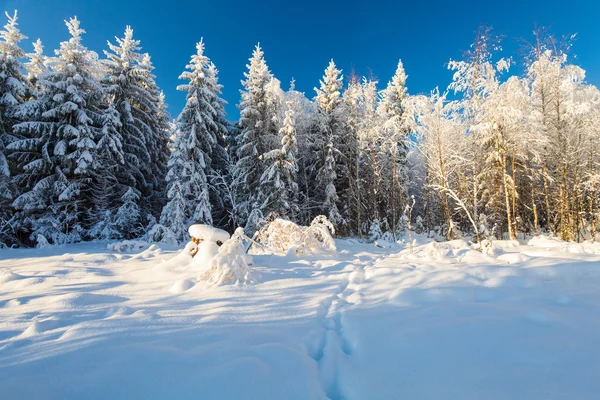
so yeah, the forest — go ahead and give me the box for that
[1,11,599,248]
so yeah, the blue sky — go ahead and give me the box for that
[4,0,599,120]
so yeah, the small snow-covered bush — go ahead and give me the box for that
[298,216,336,255]
[198,228,254,285]
[415,215,425,234]
[396,214,409,237]
[108,240,149,253]
[368,219,382,242]
[255,215,336,255]
[36,234,50,249]
[256,218,304,254]
[145,223,178,245]
[381,231,395,242]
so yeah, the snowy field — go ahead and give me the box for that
[1,237,600,399]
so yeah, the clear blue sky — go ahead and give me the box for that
[4,0,599,120]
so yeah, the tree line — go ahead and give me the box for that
[1,12,598,247]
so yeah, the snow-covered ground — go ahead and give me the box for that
[1,236,600,399]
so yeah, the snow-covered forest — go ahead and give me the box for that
[2,12,600,248]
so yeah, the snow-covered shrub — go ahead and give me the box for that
[368,219,382,242]
[415,216,425,234]
[298,215,336,255]
[108,240,149,253]
[255,215,336,255]
[244,208,266,236]
[256,218,304,254]
[396,214,409,237]
[145,224,178,245]
[198,228,254,285]
[381,231,395,242]
[36,234,50,249]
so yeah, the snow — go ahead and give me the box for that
[1,236,600,399]
[188,224,230,243]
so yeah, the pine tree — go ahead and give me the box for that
[9,17,104,245]
[378,60,412,235]
[317,141,341,225]
[114,187,142,237]
[259,103,299,218]
[314,60,344,227]
[0,11,28,245]
[102,26,168,233]
[233,44,277,229]
[25,38,47,87]
[160,39,228,241]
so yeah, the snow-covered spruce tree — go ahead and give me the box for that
[102,27,169,234]
[258,103,299,219]
[314,59,345,228]
[204,59,231,228]
[284,79,320,226]
[89,104,125,239]
[233,44,278,229]
[9,17,104,245]
[25,38,47,88]
[159,39,228,242]
[138,53,171,219]
[378,60,412,237]
[316,141,341,225]
[0,11,28,245]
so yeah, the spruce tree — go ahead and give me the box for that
[0,11,28,245]
[233,44,277,228]
[102,27,169,233]
[25,38,47,87]
[314,60,344,226]
[259,104,299,219]
[9,17,104,245]
[378,60,411,234]
[160,39,227,241]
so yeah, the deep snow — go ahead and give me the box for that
[1,236,600,399]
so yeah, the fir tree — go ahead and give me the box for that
[233,44,277,228]
[0,11,28,245]
[9,17,104,245]
[314,60,344,227]
[259,103,299,218]
[25,38,47,87]
[102,26,168,231]
[159,39,228,241]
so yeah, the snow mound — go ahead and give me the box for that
[170,278,196,293]
[188,225,230,243]
[0,268,24,284]
[479,240,505,256]
[527,235,568,249]
[497,253,532,264]
[198,228,254,285]
[108,240,149,253]
[20,318,41,338]
[418,239,470,260]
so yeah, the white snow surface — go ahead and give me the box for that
[1,236,600,399]
[188,224,230,242]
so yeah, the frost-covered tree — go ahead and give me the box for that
[378,60,412,235]
[284,79,319,225]
[9,17,103,245]
[258,103,299,218]
[102,26,168,231]
[0,11,28,243]
[25,38,47,87]
[159,39,227,241]
[314,59,345,228]
[316,141,341,225]
[233,44,278,229]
